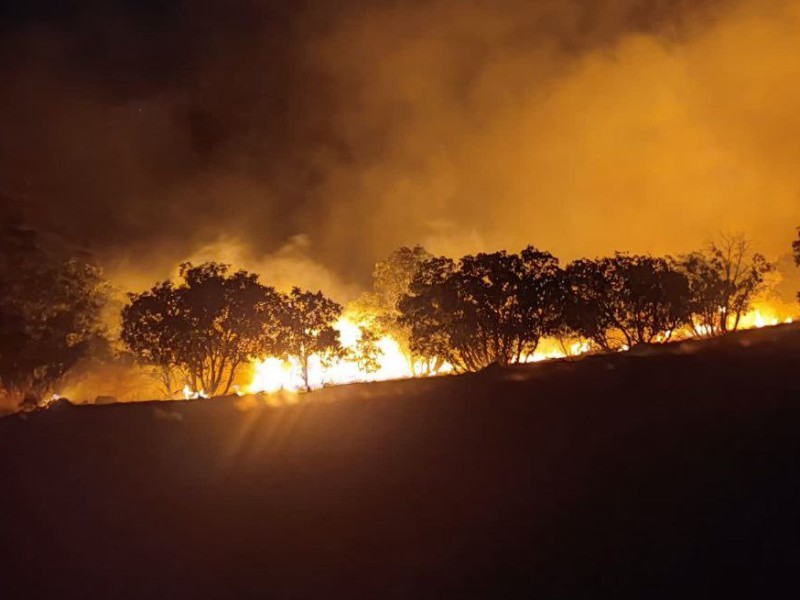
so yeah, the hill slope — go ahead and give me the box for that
[3,326,800,598]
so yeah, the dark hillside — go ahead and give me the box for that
[2,325,800,598]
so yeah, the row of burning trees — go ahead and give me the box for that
[121,262,346,396]
[375,235,771,373]
[0,211,780,407]
[119,234,773,397]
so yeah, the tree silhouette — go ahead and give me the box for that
[0,215,107,407]
[565,254,692,350]
[281,287,345,391]
[399,247,566,372]
[119,280,182,395]
[352,245,432,371]
[122,262,284,397]
[677,234,772,336]
[398,255,460,369]
[351,326,382,375]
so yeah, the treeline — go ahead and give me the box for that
[363,234,772,373]
[0,207,787,409]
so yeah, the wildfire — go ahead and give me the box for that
[741,309,793,329]
[176,303,798,400]
[245,315,428,394]
[183,385,208,400]
[525,340,592,363]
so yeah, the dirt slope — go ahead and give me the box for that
[2,325,800,598]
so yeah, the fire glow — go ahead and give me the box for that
[234,303,795,397]
[246,315,449,394]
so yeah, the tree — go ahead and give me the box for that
[352,246,432,370]
[351,326,382,375]
[565,254,692,351]
[518,245,571,353]
[119,280,184,396]
[371,246,433,314]
[677,234,772,336]
[791,228,800,302]
[0,215,107,407]
[399,247,566,372]
[398,256,458,368]
[281,287,345,391]
[122,262,284,397]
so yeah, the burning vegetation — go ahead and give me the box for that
[2,1,800,412]
[1,207,796,413]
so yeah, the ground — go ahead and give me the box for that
[2,325,800,598]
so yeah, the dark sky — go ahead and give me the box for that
[0,0,328,252]
[3,0,798,296]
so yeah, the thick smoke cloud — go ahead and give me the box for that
[1,0,798,299]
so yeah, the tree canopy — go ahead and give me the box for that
[399,247,566,372]
[0,214,107,407]
[676,234,772,336]
[564,254,692,350]
[281,287,345,391]
[351,246,433,369]
[122,262,284,397]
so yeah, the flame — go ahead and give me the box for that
[237,302,798,397]
[248,357,296,393]
[245,315,447,393]
[336,317,362,348]
[182,385,208,400]
[692,301,796,337]
[740,308,783,330]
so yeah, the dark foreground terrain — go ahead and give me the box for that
[3,327,800,599]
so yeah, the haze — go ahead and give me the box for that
[1,0,798,297]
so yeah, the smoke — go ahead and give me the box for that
[310,0,800,269]
[178,233,360,300]
[1,0,799,299]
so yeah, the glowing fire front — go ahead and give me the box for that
[177,304,797,399]
[246,316,439,394]
[183,385,209,400]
